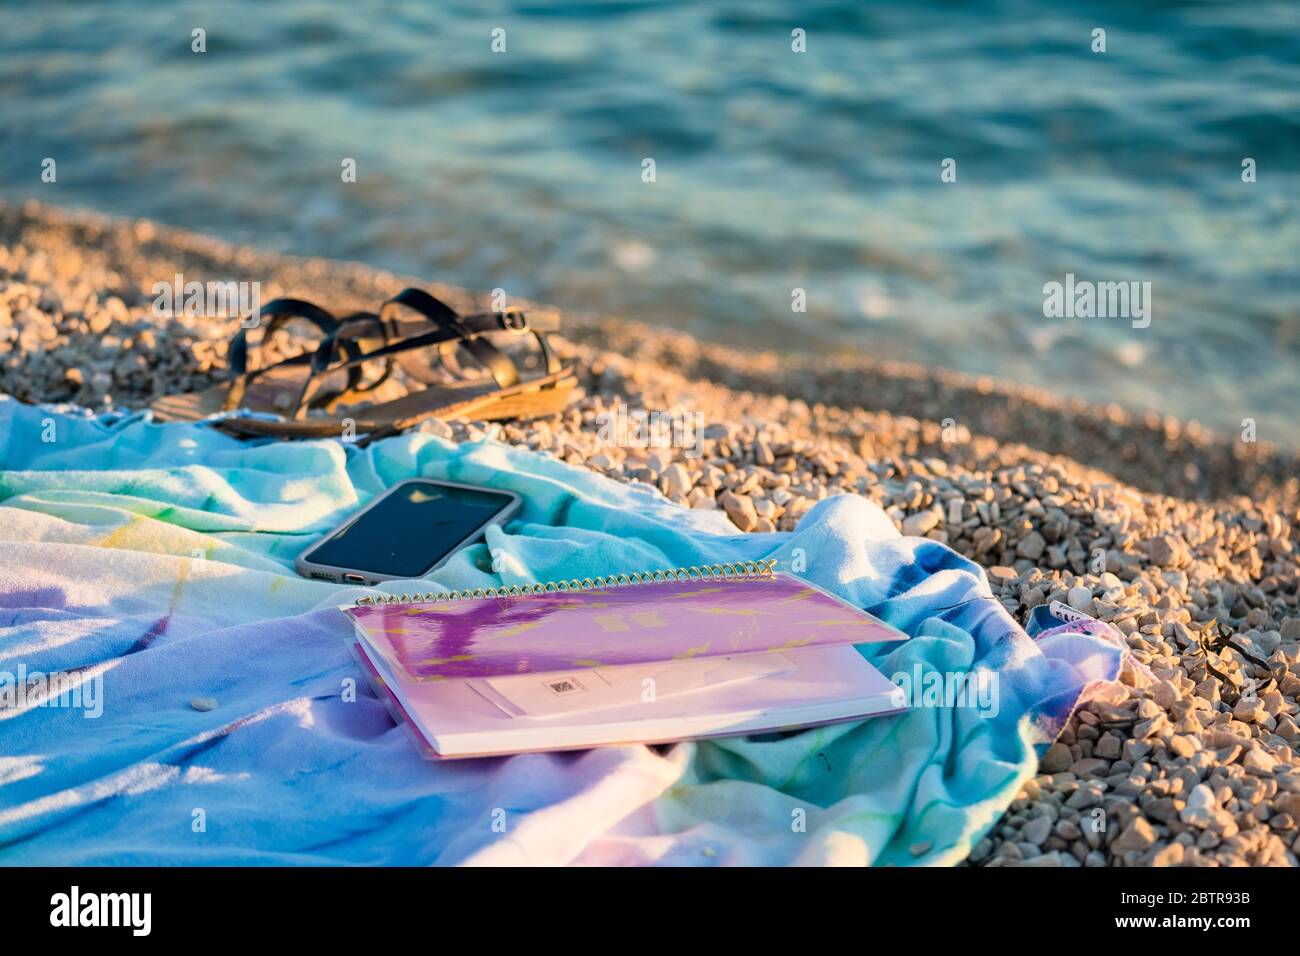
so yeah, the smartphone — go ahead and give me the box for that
[295,478,522,585]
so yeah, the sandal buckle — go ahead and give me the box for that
[499,310,528,334]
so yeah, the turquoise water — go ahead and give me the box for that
[2,1,1297,442]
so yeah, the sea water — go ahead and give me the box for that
[1,0,1296,443]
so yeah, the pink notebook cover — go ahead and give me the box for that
[348,637,907,760]
[344,571,905,681]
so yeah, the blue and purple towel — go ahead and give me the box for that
[0,396,1124,865]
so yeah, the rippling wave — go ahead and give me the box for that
[2,0,1297,441]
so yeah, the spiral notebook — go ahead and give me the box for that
[344,560,909,758]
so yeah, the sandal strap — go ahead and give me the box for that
[291,290,563,419]
[381,288,522,390]
[283,311,383,413]
[235,288,563,422]
[301,310,392,402]
[378,288,563,377]
[222,298,356,412]
[310,311,544,373]
[291,311,515,418]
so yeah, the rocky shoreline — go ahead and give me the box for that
[2,199,1298,867]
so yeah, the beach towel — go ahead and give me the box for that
[0,396,1125,865]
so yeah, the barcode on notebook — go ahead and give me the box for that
[543,676,588,697]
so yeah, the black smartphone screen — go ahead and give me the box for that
[303,481,517,578]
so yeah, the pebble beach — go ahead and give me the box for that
[3,199,1299,867]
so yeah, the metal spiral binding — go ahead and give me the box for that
[353,558,779,606]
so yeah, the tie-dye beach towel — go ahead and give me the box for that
[0,396,1124,865]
